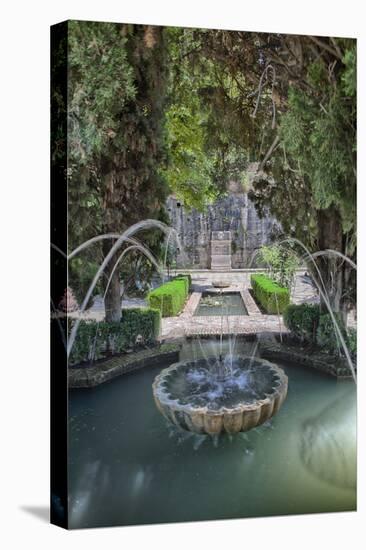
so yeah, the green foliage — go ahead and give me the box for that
[120,307,161,346]
[67,22,170,318]
[342,45,357,98]
[284,306,356,356]
[68,257,102,306]
[68,21,136,165]
[251,274,290,314]
[182,31,356,312]
[69,320,122,365]
[259,244,299,288]
[163,103,217,209]
[316,313,347,354]
[279,58,356,239]
[67,21,134,252]
[163,28,232,209]
[69,307,161,365]
[347,328,357,355]
[148,278,189,316]
[283,304,320,342]
[64,26,357,319]
[171,273,192,295]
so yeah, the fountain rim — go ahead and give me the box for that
[152,355,288,417]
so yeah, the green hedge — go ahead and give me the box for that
[284,305,357,356]
[347,328,357,355]
[148,277,189,317]
[69,307,161,366]
[171,273,192,294]
[316,313,347,354]
[251,274,290,314]
[120,307,161,346]
[283,304,320,342]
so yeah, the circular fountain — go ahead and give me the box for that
[153,356,288,435]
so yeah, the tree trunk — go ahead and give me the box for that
[101,167,122,323]
[103,246,122,322]
[315,206,349,325]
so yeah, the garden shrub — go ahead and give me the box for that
[251,274,290,314]
[69,307,161,366]
[347,328,357,355]
[177,273,192,290]
[170,274,190,294]
[259,244,299,288]
[284,307,357,356]
[69,320,121,365]
[316,313,347,354]
[283,303,320,342]
[170,273,192,295]
[148,278,188,316]
[120,307,161,347]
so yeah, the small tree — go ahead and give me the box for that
[259,244,299,288]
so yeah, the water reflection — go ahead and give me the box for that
[69,460,101,526]
[300,388,356,490]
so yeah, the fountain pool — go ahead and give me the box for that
[68,338,356,529]
[194,292,248,316]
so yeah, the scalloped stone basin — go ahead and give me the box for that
[153,356,288,435]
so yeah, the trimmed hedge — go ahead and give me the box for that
[120,307,161,346]
[347,328,357,355]
[171,273,192,294]
[251,274,290,314]
[284,305,357,357]
[316,313,347,354]
[69,307,161,366]
[148,277,189,317]
[283,304,320,342]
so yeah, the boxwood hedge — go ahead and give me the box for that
[69,307,161,366]
[147,276,189,317]
[250,274,290,314]
[316,312,347,354]
[284,304,357,357]
[283,303,320,342]
[174,273,192,288]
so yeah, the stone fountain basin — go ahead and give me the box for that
[212,281,231,288]
[152,356,288,435]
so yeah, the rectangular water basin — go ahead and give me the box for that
[194,291,248,316]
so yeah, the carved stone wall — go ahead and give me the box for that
[166,187,280,269]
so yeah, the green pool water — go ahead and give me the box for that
[68,338,356,529]
[194,292,248,316]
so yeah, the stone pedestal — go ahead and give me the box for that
[211,231,231,270]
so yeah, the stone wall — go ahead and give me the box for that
[166,184,280,269]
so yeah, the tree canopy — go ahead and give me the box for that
[175,31,356,312]
[67,23,357,315]
[67,22,170,318]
